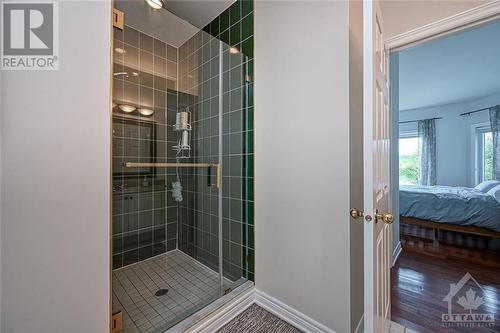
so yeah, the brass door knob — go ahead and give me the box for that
[375,212,394,224]
[350,208,364,219]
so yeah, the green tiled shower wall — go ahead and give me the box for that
[177,0,255,281]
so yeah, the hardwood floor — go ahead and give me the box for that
[391,231,500,333]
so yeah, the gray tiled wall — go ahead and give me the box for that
[112,25,179,268]
[111,1,254,282]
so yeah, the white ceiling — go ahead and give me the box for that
[114,0,234,47]
[398,19,500,111]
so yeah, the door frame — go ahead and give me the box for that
[363,1,500,332]
[386,1,500,51]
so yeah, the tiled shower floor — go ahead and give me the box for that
[112,250,225,333]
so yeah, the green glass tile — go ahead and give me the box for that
[113,255,123,269]
[247,200,254,225]
[220,8,231,32]
[203,23,210,34]
[247,82,254,107]
[230,1,241,26]
[247,178,254,199]
[220,29,230,45]
[247,154,254,177]
[242,36,253,59]
[247,107,254,130]
[242,203,248,233]
[247,59,253,82]
[247,248,254,272]
[230,23,241,46]
[247,225,254,249]
[241,0,253,18]
[247,130,254,154]
[210,16,220,37]
[242,13,253,41]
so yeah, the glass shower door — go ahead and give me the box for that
[111,1,254,331]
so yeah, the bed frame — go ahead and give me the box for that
[400,216,500,244]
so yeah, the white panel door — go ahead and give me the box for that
[363,1,392,332]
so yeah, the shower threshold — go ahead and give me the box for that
[112,250,250,333]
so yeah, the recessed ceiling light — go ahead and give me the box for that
[229,47,239,54]
[146,0,164,9]
[115,47,126,54]
[132,72,139,77]
[119,104,136,113]
[138,108,154,116]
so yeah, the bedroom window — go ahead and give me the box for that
[477,129,494,182]
[399,136,419,185]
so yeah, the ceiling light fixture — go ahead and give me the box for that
[138,108,155,116]
[145,0,165,9]
[229,47,239,54]
[113,72,128,77]
[114,47,126,54]
[119,104,136,113]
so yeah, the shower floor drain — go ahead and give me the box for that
[155,289,169,297]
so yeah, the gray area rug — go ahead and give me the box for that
[216,304,303,333]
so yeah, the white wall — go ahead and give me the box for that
[349,0,364,331]
[0,51,3,330]
[255,1,354,332]
[1,1,111,332]
[399,92,500,187]
[381,0,491,39]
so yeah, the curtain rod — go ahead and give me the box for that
[460,105,499,116]
[399,117,442,124]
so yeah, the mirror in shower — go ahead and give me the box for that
[111,0,254,332]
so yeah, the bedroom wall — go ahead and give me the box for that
[399,92,500,187]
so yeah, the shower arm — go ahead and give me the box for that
[124,162,220,189]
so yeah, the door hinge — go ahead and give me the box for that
[113,8,124,30]
[111,311,123,333]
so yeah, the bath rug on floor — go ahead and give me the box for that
[216,303,303,333]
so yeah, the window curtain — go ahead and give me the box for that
[490,105,500,180]
[418,119,437,186]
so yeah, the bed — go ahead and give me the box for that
[399,185,500,237]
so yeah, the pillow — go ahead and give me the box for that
[475,180,500,192]
[487,184,500,203]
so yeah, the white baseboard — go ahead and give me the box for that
[189,287,255,333]
[175,287,338,333]
[354,315,364,333]
[392,241,402,267]
[254,290,337,333]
